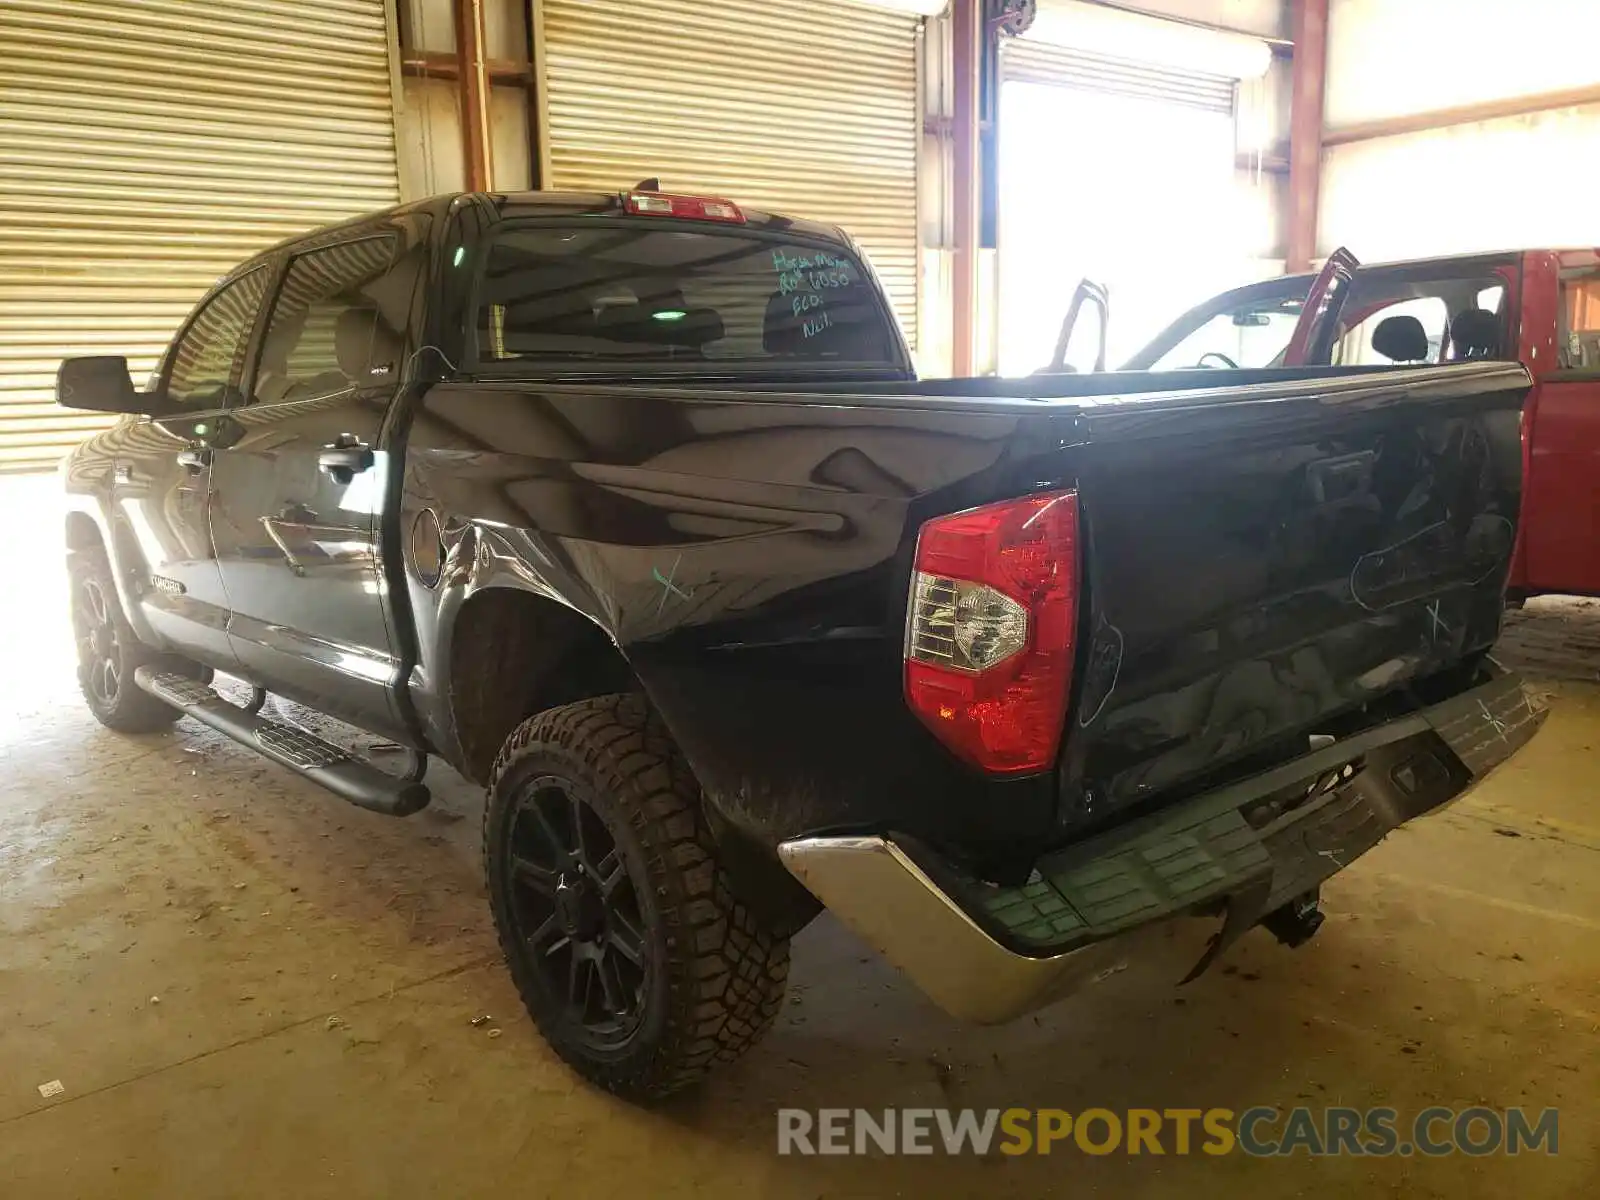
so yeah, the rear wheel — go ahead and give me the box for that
[484,693,790,1100]
[69,546,183,733]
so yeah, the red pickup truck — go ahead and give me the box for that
[1125,249,1600,602]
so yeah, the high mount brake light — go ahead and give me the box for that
[903,491,1080,774]
[622,191,746,224]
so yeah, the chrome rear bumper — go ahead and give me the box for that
[778,835,1220,1023]
[779,668,1545,1025]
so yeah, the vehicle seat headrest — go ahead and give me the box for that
[1371,314,1430,363]
[335,306,404,383]
[1450,308,1501,359]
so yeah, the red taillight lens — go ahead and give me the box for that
[904,491,1079,774]
[623,191,746,223]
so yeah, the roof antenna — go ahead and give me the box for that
[634,177,660,192]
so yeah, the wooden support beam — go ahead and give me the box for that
[453,0,494,191]
[1324,83,1600,146]
[1285,0,1328,273]
[401,51,531,86]
[951,0,981,377]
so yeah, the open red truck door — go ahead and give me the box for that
[1282,247,1360,367]
[1040,278,1109,374]
[1514,249,1600,597]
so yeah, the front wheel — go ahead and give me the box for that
[68,546,183,733]
[483,693,790,1100]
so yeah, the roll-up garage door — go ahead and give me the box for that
[540,0,920,344]
[0,0,401,473]
[1001,39,1236,114]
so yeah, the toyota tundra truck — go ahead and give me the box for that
[56,188,1545,1100]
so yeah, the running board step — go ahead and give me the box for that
[133,667,430,817]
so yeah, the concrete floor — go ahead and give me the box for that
[1,475,1596,1198]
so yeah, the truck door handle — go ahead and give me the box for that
[1306,451,1374,503]
[318,443,374,482]
[176,446,211,473]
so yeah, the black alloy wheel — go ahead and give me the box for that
[67,545,183,733]
[503,776,649,1046]
[73,573,124,710]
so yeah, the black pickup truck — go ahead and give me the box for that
[57,189,1545,1100]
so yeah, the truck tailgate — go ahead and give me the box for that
[1063,361,1532,815]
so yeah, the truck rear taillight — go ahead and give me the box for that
[623,191,745,223]
[904,491,1080,775]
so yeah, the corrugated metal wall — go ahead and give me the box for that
[538,0,920,343]
[0,0,401,473]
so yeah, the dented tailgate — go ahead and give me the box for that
[1063,361,1533,816]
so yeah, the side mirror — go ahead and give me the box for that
[56,356,156,416]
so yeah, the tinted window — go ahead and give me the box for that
[475,224,897,367]
[253,235,405,404]
[165,267,269,409]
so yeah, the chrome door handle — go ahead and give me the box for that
[318,444,374,482]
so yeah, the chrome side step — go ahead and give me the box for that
[133,667,430,817]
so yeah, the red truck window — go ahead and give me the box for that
[1333,296,1449,366]
[1559,270,1600,368]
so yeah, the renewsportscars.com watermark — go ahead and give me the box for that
[777,1106,1559,1158]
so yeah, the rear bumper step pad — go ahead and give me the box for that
[134,667,429,817]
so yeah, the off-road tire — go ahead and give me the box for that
[68,544,184,733]
[484,693,790,1100]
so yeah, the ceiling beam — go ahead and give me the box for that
[1324,83,1600,146]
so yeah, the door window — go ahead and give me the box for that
[252,235,405,404]
[164,267,270,409]
[1333,296,1449,365]
[1559,270,1600,369]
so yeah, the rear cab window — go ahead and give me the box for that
[470,222,902,373]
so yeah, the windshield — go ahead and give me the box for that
[1147,296,1304,370]
[474,223,901,369]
